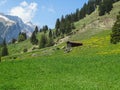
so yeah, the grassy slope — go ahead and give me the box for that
[6,1,120,55]
[0,30,120,89]
[71,1,120,41]
[0,1,120,90]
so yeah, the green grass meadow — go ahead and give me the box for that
[0,55,120,90]
[0,30,120,90]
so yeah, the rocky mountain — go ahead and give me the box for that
[0,13,34,44]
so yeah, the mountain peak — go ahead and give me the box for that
[0,13,34,44]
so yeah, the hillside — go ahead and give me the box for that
[70,1,120,41]
[4,1,120,56]
[0,1,120,90]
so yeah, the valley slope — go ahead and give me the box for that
[0,1,120,90]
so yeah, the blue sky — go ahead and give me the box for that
[0,0,88,28]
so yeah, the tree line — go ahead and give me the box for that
[55,0,120,37]
[98,0,119,16]
[0,25,54,58]
[30,26,54,49]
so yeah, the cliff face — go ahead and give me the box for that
[0,14,34,44]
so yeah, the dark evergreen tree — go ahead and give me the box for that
[99,2,106,16]
[60,15,66,34]
[18,32,27,42]
[75,8,79,21]
[2,39,6,46]
[40,28,43,32]
[55,18,60,36]
[39,34,47,48]
[43,25,48,33]
[71,23,75,29]
[70,13,75,22]
[35,26,39,34]
[49,29,53,38]
[79,6,86,19]
[23,32,27,40]
[53,31,56,39]
[11,38,17,44]
[65,20,72,34]
[47,37,54,47]
[30,31,38,45]
[45,25,48,31]
[114,0,120,2]
[1,39,8,56]
[104,0,113,14]
[87,0,96,15]
[95,0,102,5]
[99,0,113,16]
[111,12,120,44]
[65,14,72,23]
[55,18,60,30]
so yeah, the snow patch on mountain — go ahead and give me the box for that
[0,13,34,44]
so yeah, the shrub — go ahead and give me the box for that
[23,48,28,53]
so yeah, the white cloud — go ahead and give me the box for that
[41,5,55,13]
[9,1,38,23]
[0,0,7,6]
[20,1,28,7]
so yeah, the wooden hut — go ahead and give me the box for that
[65,41,83,53]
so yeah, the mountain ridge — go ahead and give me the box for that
[0,13,34,44]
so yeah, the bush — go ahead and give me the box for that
[18,32,27,42]
[23,48,28,53]
[1,46,9,56]
[11,39,17,44]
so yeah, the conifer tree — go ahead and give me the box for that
[35,26,39,34]
[55,18,60,36]
[75,8,79,21]
[87,0,95,15]
[30,31,38,45]
[65,20,72,34]
[111,12,120,44]
[71,23,75,29]
[1,39,8,56]
[40,28,43,32]
[49,29,53,38]
[60,15,66,34]
[47,37,54,47]
[55,19,60,30]
[95,0,102,5]
[18,32,27,42]
[43,25,48,33]
[104,0,113,14]
[99,2,105,16]
[48,29,54,46]
[99,0,113,16]
[11,38,17,44]
[53,31,56,39]
[39,34,47,48]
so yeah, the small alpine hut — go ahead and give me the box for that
[65,41,83,52]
